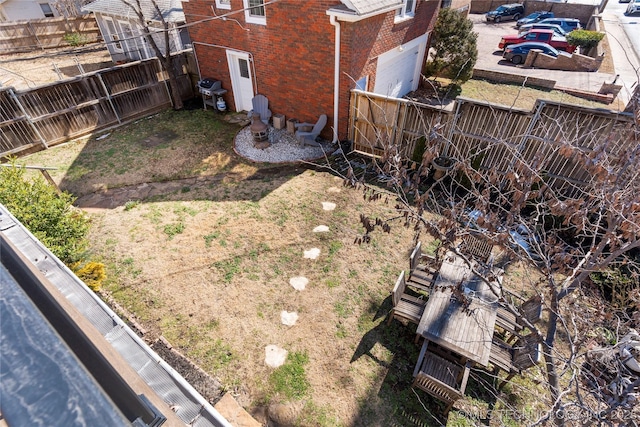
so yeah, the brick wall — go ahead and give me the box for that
[183,0,437,140]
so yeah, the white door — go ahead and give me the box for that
[226,51,254,112]
[373,34,427,98]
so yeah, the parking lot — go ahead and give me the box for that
[468,13,618,96]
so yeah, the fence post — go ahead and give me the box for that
[96,73,122,124]
[27,22,44,50]
[159,58,174,108]
[8,88,48,149]
[442,99,462,157]
[510,100,546,174]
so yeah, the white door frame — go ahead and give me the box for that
[226,50,254,112]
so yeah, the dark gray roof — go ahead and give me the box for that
[82,0,185,23]
[1,264,131,427]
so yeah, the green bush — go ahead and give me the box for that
[0,162,89,265]
[63,32,90,47]
[74,261,106,291]
[423,8,478,84]
[566,30,605,51]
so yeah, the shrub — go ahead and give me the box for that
[63,32,90,47]
[566,30,605,51]
[0,161,89,265]
[423,8,478,84]
[74,261,106,291]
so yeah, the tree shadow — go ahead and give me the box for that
[349,294,503,427]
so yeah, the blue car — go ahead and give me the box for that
[516,11,554,28]
[538,18,582,33]
[502,42,560,64]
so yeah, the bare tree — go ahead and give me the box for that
[119,0,183,109]
[327,85,640,425]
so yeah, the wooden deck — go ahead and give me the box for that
[416,252,501,366]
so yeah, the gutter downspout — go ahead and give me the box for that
[329,15,340,144]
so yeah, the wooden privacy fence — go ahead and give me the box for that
[0,16,101,54]
[349,90,635,194]
[0,53,194,158]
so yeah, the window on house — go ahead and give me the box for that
[244,0,266,25]
[215,0,231,9]
[104,18,123,51]
[395,0,416,21]
[441,0,452,8]
[39,3,54,17]
[355,76,368,91]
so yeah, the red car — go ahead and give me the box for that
[499,29,576,53]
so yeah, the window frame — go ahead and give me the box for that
[103,17,123,52]
[395,0,416,22]
[243,0,266,25]
[39,3,54,17]
[215,0,231,10]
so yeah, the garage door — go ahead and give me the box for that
[373,35,427,98]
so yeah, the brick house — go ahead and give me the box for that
[183,0,440,141]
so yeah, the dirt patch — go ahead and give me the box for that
[139,131,178,148]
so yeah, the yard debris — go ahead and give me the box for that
[265,345,288,368]
[96,133,110,140]
[303,248,320,259]
[321,202,336,211]
[312,225,329,233]
[289,276,308,290]
[280,311,299,326]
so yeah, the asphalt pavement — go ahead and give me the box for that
[470,9,639,106]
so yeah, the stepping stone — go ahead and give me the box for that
[303,248,320,259]
[289,276,308,290]
[280,311,298,326]
[313,225,329,233]
[327,187,341,193]
[265,345,287,368]
[321,202,336,211]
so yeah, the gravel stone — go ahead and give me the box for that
[234,126,336,163]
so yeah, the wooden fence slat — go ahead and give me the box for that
[350,91,635,195]
[0,53,195,158]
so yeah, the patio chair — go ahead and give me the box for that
[460,234,493,264]
[387,270,427,343]
[407,241,439,293]
[489,333,542,390]
[412,340,471,414]
[496,294,543,341]
[247,94,271,125]
[295,114,327,146]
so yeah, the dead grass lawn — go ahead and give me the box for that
[22,110,550,427]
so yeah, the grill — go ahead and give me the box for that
[197,78,226,97]
[197,78,228,112]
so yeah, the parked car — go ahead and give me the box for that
[503,42,558,64]
[486,3,525,22]
[519,22,567,36]
[503,42,565,64]
[625,0,640,14]
[538,18,582,33]
[516,11,554,28]
[499,29,576,52]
